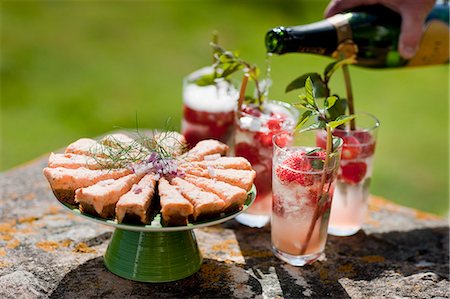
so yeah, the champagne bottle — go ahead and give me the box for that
[265,3,449,68]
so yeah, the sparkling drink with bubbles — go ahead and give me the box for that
[271,130,342,266]
[234,100,298,228]
[316,113,380,236]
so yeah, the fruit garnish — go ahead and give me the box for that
[341,162,367,184]
[275,152,326,186]
[273,132,290,148]
[275,165,315,186]
[283,152,313,172]
[254,132,273,147]
[267,118,282,130]
[246,112,290,148]
[354,131,376,158]
[340,135,361,160]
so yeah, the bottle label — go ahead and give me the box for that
[328,14,359,59]
[407,20,449,66]
[328,14,353,41]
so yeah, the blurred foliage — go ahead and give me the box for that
[1,0,448,215]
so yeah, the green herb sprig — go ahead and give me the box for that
[193,42,266,108]
[294,76,355,255]
[286,56,355,124]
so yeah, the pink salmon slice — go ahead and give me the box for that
[181,157,252,171]
[43,167,132,204]
[75,173,142,218]
[115,174,157,224]
[48,153,106,170]
[184,168,255,192]
[184,174,247,212]
[158,177,194,226]
[181,140,229,162]
[65,138,108,158]
[170,177,225,220]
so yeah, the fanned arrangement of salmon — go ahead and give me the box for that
[43,132,255,226]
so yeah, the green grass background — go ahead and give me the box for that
[1,0,448,215]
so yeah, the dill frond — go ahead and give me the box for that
[89,127,189,181]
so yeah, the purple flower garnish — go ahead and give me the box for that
[128,151,181,180]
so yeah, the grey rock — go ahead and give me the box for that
[0,156,448,298]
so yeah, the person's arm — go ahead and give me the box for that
[324,0,436,59]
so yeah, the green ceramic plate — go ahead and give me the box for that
[57,185,256,232]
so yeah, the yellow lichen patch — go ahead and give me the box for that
[370,196,442,221]
[60,239,72,248]
[23,193,35,200]
[0,248,6,257]
[6,239,20,249]
[338,263,356,277]
[73,242,96,254]
[364,215,381,228]
[0,261,10,268]
[211,239,237,252]
[0,221,17,234]
[414,210,441,221]
[360,255,385,263]
[47,205,61,215]
[36,241,60,252]
[228,251,244,257]
[369,196,400,213]
[17,227,35,234]
[0,234,13,241]
[18,216,39,224]
[240,249,273,259]
[319,267,329,281]
[66,213,77,220]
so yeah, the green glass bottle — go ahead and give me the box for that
[265,3,449,68]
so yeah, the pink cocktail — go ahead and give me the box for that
[234,100,298,227]
[182,67,238,147]
[316,113,380,236]
[272,130,342,266]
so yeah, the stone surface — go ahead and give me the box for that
[0,156,449,298]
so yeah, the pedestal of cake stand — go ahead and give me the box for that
[57,186,255,282]
[103,228,202,282]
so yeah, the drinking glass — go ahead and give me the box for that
[272,129,342,266]
[319,113,380,236]
[234,100,299,228]
[181,66,238,147]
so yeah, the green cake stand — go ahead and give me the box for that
[58,187,256,283]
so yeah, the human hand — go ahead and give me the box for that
[324,0,436,59]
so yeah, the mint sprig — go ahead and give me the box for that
[293,76,355,255]
[286,57,355,123]
[193,42,266,107]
